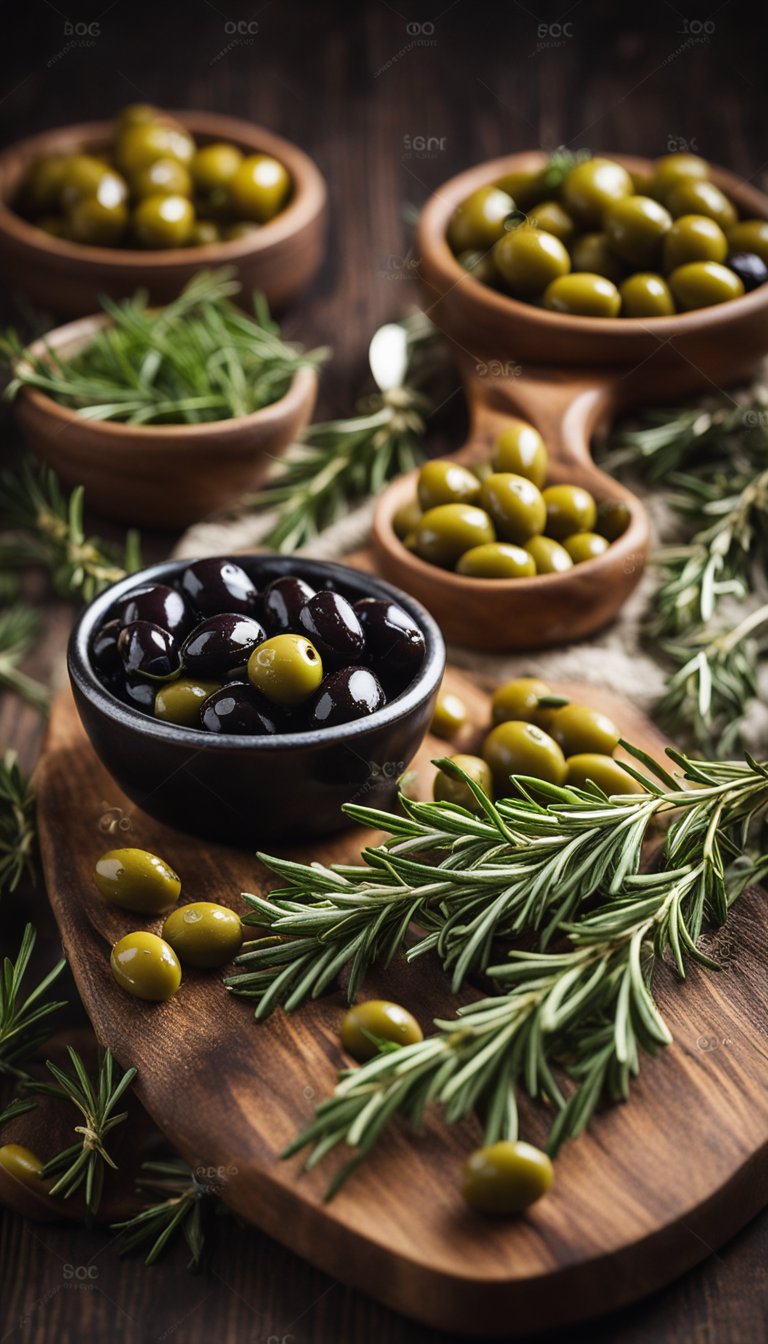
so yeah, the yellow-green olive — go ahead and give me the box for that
[433,754,492,812]
[133,193,195,248]
[479,474,546,545]
[230,154,291,222]
[115,103,160,133]
[417,460,480,511]
[494,168,548,211]
[456,542,536,578]
[492,422,548,488]
[68,193,128,246]
[527,200,575,244]
[493,227,571,297]
[60,156,127,211]
[117,122,195,175]
[110,931,182,1001]
[482,720,567,792]
[431,690,468,738]
[131,156,193,200]
[563,531,610,563]
[341,999,423,1062]
[414,504,496,567]
[20,154,69,213]
[604,196,672,268]
[162,902,243,968]
[561,157,633,227]
[570,232,625,284]
[543,272,621,317]
[651,153,709,201]
[542,484,596,539]
[550,703,619,756]
[524,535,573,574]
[595,499,631,541]
[0,1144,46,1187]
[726,219,768,266]
[666,179,737,230]
[619,272,675,317]
[491,676,552,726]
[448,185,515,252]
[663,215,728,271]
[190,142,243,193]
[393,497,423,539]
[247,633,323,707]
[566,753,645,793]
[461,1139,554,1214]
[94,847,181,915]
[154,679,220,726]
[668,261,744,311]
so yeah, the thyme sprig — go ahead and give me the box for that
[0,751,38,894]
[112,1159,219,1268]
[0,924,66,1083]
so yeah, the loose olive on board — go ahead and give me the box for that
[550,703,620,756]
[482,720,567,791]
[154,678,221,726]
[493,227,571,297]
[417,460,480,511]
[309,666,386,728]
[110,931,182,1001]
[414,504,496,567]
[461,1140,554,1214]
[431,690,468,738]
[524,535,573,573]
[543,272,621,317]
[94,847,181,914]
[491,676,552,726]
[162,902,243,968]
[604,195,672,268]
[247,633,324,707]
[620,272,675,317]
[0,1145,46,1188]
[492,423,548,488]
[669,261,745,310]
[340,1000,423,1062]
[561,157,633,227]
[566,753,646,793]
[563,531,610,563]
[433,754,493,811]
[447,185,514,252]
[541,484,596,539]
[479,474,546,544]
[456,543,536,578]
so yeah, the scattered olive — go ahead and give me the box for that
[110,931,182,1001]
[550,703,619,757]
[162,901,243,968]
[433,754,492,811]
[461,1140,554,1214]
[94,847,181,914]
[566,753,645,793]
[340,999,423,1062]
[0,1144,46,1188]
[431,690,468,738]
[247,633,323,707]
[491,677,551,726]
[482,720,567,792]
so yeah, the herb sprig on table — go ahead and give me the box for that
[112,1158,225,1268]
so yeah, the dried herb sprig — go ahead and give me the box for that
[112,1158,220,1268]
[0,924,66,1082]
[0,751,38,895]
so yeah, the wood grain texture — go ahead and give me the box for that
[31,671,768,1337]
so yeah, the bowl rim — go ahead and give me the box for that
[68,554,446,750]
[418,149,768,336]
[0,110,327,267]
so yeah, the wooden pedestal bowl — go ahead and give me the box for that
[373,152,768,652]
[0,112,327,317]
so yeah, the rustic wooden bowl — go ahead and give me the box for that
[373,152,768,651]
[0,111,327,316]
[12,311,318,529]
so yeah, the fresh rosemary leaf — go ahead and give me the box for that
[0,924,66,1081]
[0,607,50,715]
[112,1158,221,1268]
[0,751,38,894]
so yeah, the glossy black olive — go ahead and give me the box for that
[261,575,316,633]
[117,621,179,680]
[726,252,768,292]
[308,667,386,728]
[181,613,266,675]
[354,598,426,683]
[114,582,192,640]
[298,590,366,670]
[119,675,157,712]
[200,684,282,735]
[91,619,123,676]
[179,558,258,617]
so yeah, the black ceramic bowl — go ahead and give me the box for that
[68,555,445,847]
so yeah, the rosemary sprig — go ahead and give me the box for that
[0,924,66,1082]
[0,1095,37,1129]
[112,1158,220,1267]
[0,751,38,894]
[0,607,50,715]
[34,1048,136,1214]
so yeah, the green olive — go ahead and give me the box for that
[527,200,575,244]
[663,215,727,270]
[133,193,195,248]
[247,633,323,707]
[430,690,468,738]
[392,497,422,540]
[188,219,221,246]
[604,196,672,268]
[494,168,548,211]
[110,931,181,1001]
[131,157,193,199]
[456,248,501,287]
[570,232,625,284]
[668,261,744,311]
[491,676,552,726]
[493,227,570,297]
[456,542,536,578]
[115,103,161,133]
[619,272,675,317]
[190,142,243,193]
[525,535,574,574]
[561,157,633,227]
[566,753,645,794]
[414,504,495,568]
[68,193,128,246]
[60,156,127,211]
[341,999,423,1062]
[116,122,195,175]
[482,720,567,792]
[162,902,243,968]
[563,531,610,563]
[551,703,619,756]
[726,219,768,266]
[154,679,221,726]
[543,272,621,317]
[20,154,69,213]
[651,153,709,202]
[94,847,181,915]
[230,154,291,222]
[448,185,515,252]
[492,422,548,488]
[542,484,596,539]
[461,1139,554,1214]
[433,754,492,812]
[0,1144,45,1187]
[666,180,737,230]
[417,460,480,511]
[595,499,631,541]
[479,474,546,545]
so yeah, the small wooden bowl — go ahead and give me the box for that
[373,152,768,651]
[13,312,318,529]
[0,112,327,317]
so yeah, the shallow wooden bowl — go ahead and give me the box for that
[0,111,327,316]
[373,152,768,651]
[13,312,318,528]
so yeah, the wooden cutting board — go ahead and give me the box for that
[33,670,768,1337]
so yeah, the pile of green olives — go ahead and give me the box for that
[432,675,645,806]
[89,558,426,735]
[448,151,766,316]
[16,102,292,249]
[394,422,630,579]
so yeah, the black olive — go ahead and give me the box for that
[117,621,180,680]
[354,598,425,685]
[727,252,768,292]
[114,582,192,640]
[179,558,258,617]
[261,575,316,633]
[123,677,158,712]
[181,613,266,675]
[298,590,365,670]
[91,619,123,676]
[308,666,386,728]
[200,684,283,735]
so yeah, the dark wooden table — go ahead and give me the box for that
[1,3,766,1340]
